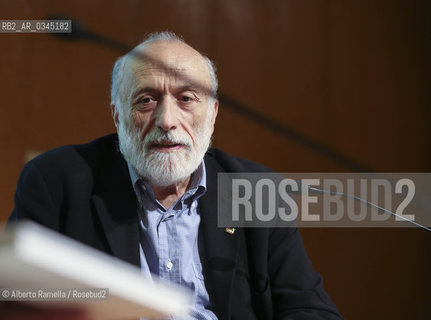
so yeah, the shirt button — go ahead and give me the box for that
[166,261,173,270]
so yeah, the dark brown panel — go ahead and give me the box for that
[1,1,429,319]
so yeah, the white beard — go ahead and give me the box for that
[117,110,213,186]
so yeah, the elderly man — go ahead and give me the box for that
[9,32,343,319]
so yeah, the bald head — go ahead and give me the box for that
[111,32,218,110]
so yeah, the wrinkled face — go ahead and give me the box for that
[113,40,218,186]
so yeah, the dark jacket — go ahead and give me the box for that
[9,134,343,320]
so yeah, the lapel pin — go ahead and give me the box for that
[225,227,236,235]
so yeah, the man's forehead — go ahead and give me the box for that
[127,60,210,94]
[131,62,190,78]
[130,40,206,69]
[119,40,212,95]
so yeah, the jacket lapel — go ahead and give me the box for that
[91,142,141,268]
[199,153,241,319]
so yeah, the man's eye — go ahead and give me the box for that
[139,97,154,104]
[180,96,193,102]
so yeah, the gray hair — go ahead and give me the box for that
[110,31,218,110]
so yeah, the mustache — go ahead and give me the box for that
[142,128,192,149]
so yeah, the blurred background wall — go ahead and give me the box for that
[0,0,430,319]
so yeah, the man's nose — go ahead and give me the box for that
[154,97,178,132]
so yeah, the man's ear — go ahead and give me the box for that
[111,104,120,128]
[210,100,219,132]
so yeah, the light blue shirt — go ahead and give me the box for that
[128,162,217,320]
